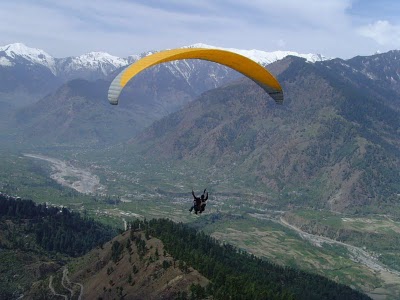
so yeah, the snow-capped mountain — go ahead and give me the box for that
[56,52,128,81]
[0,43,61,106]
[0,43,131,81]
[184,43,329,64]
[60,52,127,72]
[0,43,56,74]
[0,42,328,78]
[0,42,328,107]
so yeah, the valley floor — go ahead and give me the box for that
[13,153,400,299]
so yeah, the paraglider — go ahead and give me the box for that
[108,47,284,105]
[190,189,208,215]
[108,47,284,216]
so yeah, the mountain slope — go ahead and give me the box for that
[0,191,371,299]
[12,60,244,147]
[124,55,400,213]
[0,43,60,106]
[0,194,117,299]
[14,79,143,146]
[65,228,208,300]
[36,219,370,300]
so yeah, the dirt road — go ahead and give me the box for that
[62,267,84,300]
[48,275,68,300]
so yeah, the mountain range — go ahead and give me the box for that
[1,42,399,214]
[0,42,327,77]
[0,42,327,107]
[0,42,328,145]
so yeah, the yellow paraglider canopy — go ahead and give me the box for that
[108,48,283,105]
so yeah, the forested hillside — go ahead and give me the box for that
[0,195,371,299]
[0,194,116,256]
[0,194,117,299]
[128,218,370,300]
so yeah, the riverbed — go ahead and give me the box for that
[24,153,106,195]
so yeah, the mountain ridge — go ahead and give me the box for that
[1,42,326,108]
[0,42,329,74]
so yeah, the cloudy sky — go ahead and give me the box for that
[0,0,399,59]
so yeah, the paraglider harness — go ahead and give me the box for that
[190,189,208,214]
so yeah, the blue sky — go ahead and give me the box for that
[0,0,399,59]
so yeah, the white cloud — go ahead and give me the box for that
[229,0,353,29]
[0,0,397,59]
[358,20,400,46]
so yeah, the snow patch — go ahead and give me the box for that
[183,43,330,64]
[60,52,128,75]
[0,57,13,67]
[69,52,126,68]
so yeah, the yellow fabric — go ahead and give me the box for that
[109,48,283,104]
